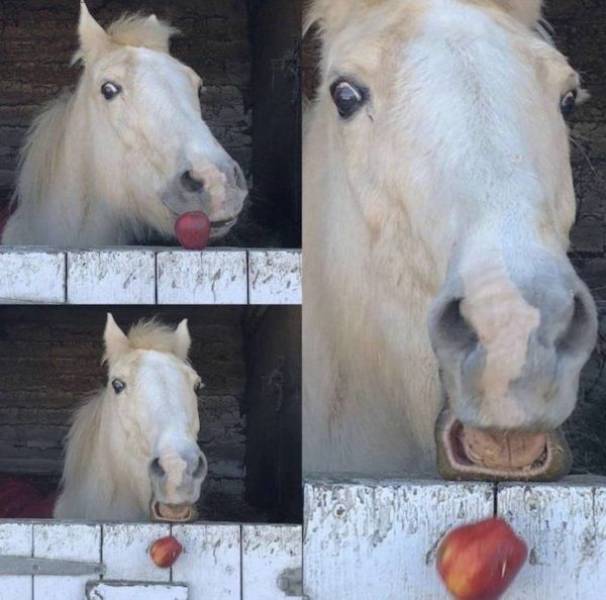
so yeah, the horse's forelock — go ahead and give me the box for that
[107,14,180,54]
[127,319,188,357]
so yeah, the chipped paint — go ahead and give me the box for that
[249,250,302,305]
[0,248,300,305]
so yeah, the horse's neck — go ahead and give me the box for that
[11,88,132,246]
[56,393,150,521]
[58,91,131,242]
[303,119,444,475]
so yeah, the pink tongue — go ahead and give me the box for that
[175,211,211,250]
[461,427,547,470]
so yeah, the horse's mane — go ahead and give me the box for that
[11,93,71,210]
[59,388,106,498]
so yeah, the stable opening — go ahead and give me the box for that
[0,305,301,523]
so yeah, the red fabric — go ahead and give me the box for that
[0,477,56,519]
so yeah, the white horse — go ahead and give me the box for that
[54,314,207,522]
[303,0,598,480]
[2,2,247,248]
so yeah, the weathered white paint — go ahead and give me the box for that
[172,524,241,600]
[0,522,303,600]
[303,479,494,600]
[249,250,302,305]
[242,525,303,600]
[3,479,606,600]
[157,250,247,304]
[0,522,32,599]
[0,249,65,303]
[0,248,302,305]
[87,581,189,600]
[33,522,101,600]
[103,523,171,582]
[499,476,606,600]
[67,249,156,304]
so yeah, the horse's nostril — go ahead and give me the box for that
[150,457,165,478]
[193,455,207,479]
[181,170,205,193]
[557,292,595,356]
[233,165,245,189]
[433,298,478,353]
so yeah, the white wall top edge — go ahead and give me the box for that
[0,522,302,600]
[0,247,302,306]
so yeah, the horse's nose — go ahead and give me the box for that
[149,451,207,484]
[429,262,597,430]
[430,278,596,364]
[430,280,596,370]
[229,161,247,191]
[190,453,208,482]
[150,456,166,479]
[180,169,205,193]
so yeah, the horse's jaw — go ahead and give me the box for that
[150,501,198,523]
[435,409,572,482]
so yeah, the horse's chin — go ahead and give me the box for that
[435,409,572,482]
[209,217,238,240]
[151,501,198,523]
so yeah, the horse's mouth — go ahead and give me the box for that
[435,409,572,481]
[151,501,198,523]
[210,217,237,231]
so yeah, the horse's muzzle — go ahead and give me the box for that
[151,501,198,523]
[435,408,572,481]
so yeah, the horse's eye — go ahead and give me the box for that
[111,378,126,394]
[101,81,122,101]
[194,380,204,395]
[330,78,368,119]
[560,89,578,118]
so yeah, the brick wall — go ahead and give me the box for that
[0,0,252,214]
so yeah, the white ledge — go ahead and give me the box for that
[0,521,302,600]
[304,477,606,600]
[0,247,301,306]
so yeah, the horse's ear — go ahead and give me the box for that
[495,0,543,28]
[305,0,369,38]
[174,320,192,360]
[103,313,130,363]
[78,1,110,62]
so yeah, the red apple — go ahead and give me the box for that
[175,211,211,250]
[149,535,183,568]
[437,518,528,600]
